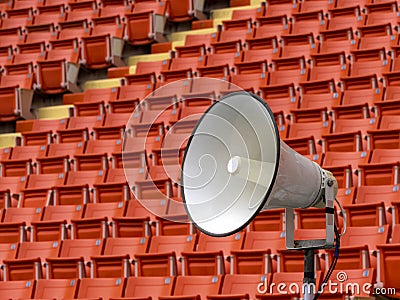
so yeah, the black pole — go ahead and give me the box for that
[303,249,316,300]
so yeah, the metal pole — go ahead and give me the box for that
[303,249,316,300]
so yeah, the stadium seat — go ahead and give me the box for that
[21,118,68,146]
[182,232,245,275]
[208,274,270,300]
[291,10,326,36]
[376,244,400,296]
[74,277,124,299]
[326,6,364,31]
[135,234,197,276]
[309,52,348,82]
[123,276,175,299]
[254,15,290,38]
[36,142,85,174]
[46,238,104,279]
[264,0,296,17]
[318,27,358,54]
[19,173,65,208]
[364,1,399,26]
[269,56,308,86]
[3,240,60,281]
[345,185,399,226]
[71,201,124,239]
[0,145,47,177]
[0,280,35,299]
[231,230,285,274]
[32,278,78,299]
[31,204,83,241]
[357,23,398,50]
[91,236,149,278]
[333,225,389,269]
[350,48,391,78]
[159,275,223,300]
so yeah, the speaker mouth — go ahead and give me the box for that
[181,91,281,237]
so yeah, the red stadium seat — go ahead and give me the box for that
[159,275,223,300]
[182,232,245,275]
[123,276,175,299]
[0,281,35,299]
[75,277,124,299]
[46,238,104,279]
[32,278,78,299]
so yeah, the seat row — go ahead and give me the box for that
[0,270,383,299]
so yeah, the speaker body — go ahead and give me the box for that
[181,92,327,237]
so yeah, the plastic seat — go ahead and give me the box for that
[1,207,42,243]
[31,205,83,241]
[232,6,265,20]
[134,234,197,276]
[184,32,218,48]
[182,232,245,275]
[309,52,349,82]
[280,33,318,58]
[0,27,24,48]
[318,27,358,54]
[345,185,399,226]
[125,11,160,45]
[260,83,299,119]
[110,84,150,113]
[229,73,268,94]
[367,128,400,150]
[90,16,125,39]
[357,23,398,50]
[285,121,331,154]
[74,277,124,299]
[1,8,31,30]
[57,115,104,143]
[136,59,170,76]
[36,142,85,174]
[57,19,90,40]
[322,151,370,187]
[92,113,132,140]
[98,0,132,18]
[370,149,400,164]
[65,87,119,117]
[46,238,104,279]
[174,44,207,58]
[73,139,122,171]
[358,161,399,186]
[3,240,60,281]
[71,202,125,239]
[325,225,389,270]
[269,56,308,86]
[65,1,99,22]
[112,200,152,237]
[231,230,285,274]
[0,145,47,177]
[349,48,391,77]
[364,2,399,27]
[326,6,364,31]
[291,10,326,36]
[0,175,25,208]
[123,276,175,299]
[21,118,68,146]
[0,280,35,299]
[254,15,290,38]
[208,274,270,300]
[264,0,296,17]
[159,275,223,300]
[299,0,334,13]
[33,278,78,299]
[376,244,400,297]
[19,173,65,208]
[30,5,65,26]
[91,236,149,278]
[242,39,279,62]
[335,0,369,8]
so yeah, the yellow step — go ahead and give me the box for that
[84,78,122,90]
[128,52,171,66]
[37,105,74,119]
[170,28,217,43]
[0,133,21,148]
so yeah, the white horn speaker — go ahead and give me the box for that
[181,92,337,237]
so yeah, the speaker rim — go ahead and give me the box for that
[181,91,281,237]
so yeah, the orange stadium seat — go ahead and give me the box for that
[32,278,78,299]
[123,276,175,299]
[0,281,35,299]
